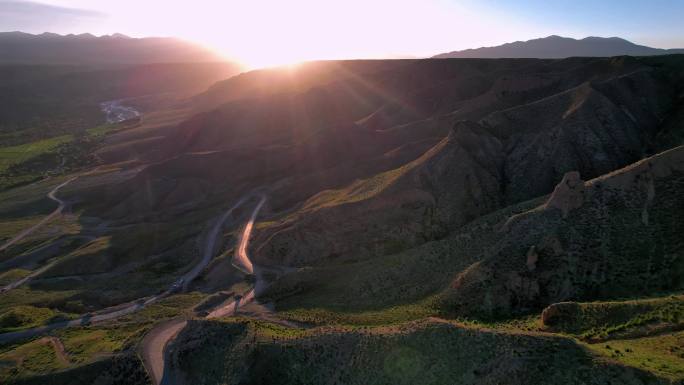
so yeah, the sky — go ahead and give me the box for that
[1,0,683,68]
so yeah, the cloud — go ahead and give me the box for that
[0,0,104,33]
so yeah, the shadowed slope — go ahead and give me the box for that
[443,145,684,318]
[166,318,668,385]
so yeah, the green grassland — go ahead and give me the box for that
[0,72,248,384]
[542,295,684,340]
[0,305,76,334]
[0,293,202,383]
[258,285,684,382]
[0,214,83,262]
[0,177,61,218]
[277,300,437,327]
[0,186,223,356]
[3,350,150,385]
[0,338,69,378]
[0,135,73,172]
[0,270,31,286]
[0,305,75,334]
[0,123,123,191]
[0,216,46,246]
[84,124,118,138]
[55,292,203,364]
[0,194,213,323]
[588,331,684,381]
[0,287,81,325]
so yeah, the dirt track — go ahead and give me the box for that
[141,318,188,385]
[0,177,76,253]
[142,195,267,385]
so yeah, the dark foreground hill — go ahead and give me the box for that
[434,35,684,59]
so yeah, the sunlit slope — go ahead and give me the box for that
[255,121,503,265]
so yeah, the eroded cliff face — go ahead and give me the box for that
[254,65,679,267]
[442,145,684,318]
[544,171,585,218]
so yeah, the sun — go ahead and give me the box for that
[234,54,306,70]
[210,35,322,70]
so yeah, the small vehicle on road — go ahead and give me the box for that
[170,278,185,293]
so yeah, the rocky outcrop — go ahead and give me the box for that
[544,171,585,217]
[541,302,581,327]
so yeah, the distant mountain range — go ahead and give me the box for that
[433,35,684,59]
[0,32,224,66]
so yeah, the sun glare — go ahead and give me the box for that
[41,0,543,70]
[223,51,306,70]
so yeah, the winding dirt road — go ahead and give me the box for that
[207,194,266,319]
[231,195,266,275]
[0,296,149,344]
[0,259,59,293]
[0,194,256,345]
[143,195,267,385]
[0,177,77,253]
[141,318,188,385]
[0,186,272,385]
[181,195,253,292]
[39,336,70,365]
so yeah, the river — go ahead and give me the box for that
[100,100,141,123]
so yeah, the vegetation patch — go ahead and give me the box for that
[278,300,437,326]
[587,331,684,381]
[0,338,67,379]
[542,295,684,341]
[169,317,667,385]
[0,305,73,333]
[0,135,73,173]
[0,293,202,382]
[0,269,31,286]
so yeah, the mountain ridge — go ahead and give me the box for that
[0,31,224,66]
[433,35,684,59]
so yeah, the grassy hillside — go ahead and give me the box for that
[442,145,684,318]
[541,295,684,341]
[0,293,201,383]
[167,318,668,385]
[0,136,73,172]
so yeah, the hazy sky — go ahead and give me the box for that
[1,0,683,67]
